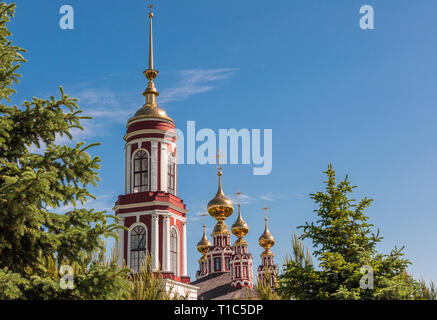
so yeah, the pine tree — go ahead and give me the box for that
[277,165,427,300]
[0,2,130,299]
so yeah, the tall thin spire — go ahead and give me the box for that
[147,3,154,69]
[216,149,224,192]
[143,3,159,106]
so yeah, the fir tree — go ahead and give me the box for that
[0,2,130,299]
[277,165,428,300]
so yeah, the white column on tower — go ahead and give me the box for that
[151,140,158,191]
[163,215,170,272]
[125,143,132,194]
[151,214,159,271]
[182,221,187,276]
[160,142,168,192]
[117,217,125,267]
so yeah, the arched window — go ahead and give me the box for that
[170,228,178,275]
[133,150,149,193]
[130,225,147,273]
[167,153,176,195]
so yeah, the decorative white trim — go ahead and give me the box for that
[151,214,159,271]
[161,143,168,192]
[125,144,132,194]
[163,215,170,272]
[113,202,188,215]
[151,141,158,191]
[116,217,125,267]
[124,129,177,142]
[127,222,148,270]
[182,222,187,277]
[126,117,175,128]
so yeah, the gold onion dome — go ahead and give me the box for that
[259,218,275,253]
[207,171,234,220]
[232,205,249,239]
[196,226,212,256]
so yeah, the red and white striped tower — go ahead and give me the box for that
[257,207,278,289]
[230,191,253,288]
[113,5,197,298]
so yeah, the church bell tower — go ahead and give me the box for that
[113,5,197,299]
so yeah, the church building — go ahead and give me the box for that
[113,5,278,300]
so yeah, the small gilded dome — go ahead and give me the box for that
[259,219,275,251]
[130,104,174,123]
[196,230,212,255]
[231,206,249,238]
[207,172,234,220]
[212,220,231,236]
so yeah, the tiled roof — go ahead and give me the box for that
[191,272,257,300]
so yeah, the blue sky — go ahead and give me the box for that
[9,0,437,283]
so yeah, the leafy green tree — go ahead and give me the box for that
[0,2,130,299]
[277,165,428,300]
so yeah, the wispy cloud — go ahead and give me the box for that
[259,192,287,202]
[73,88,136,124]
[159,68,238,103]
[230,193,257,205]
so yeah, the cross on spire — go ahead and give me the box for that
[235,190,244,206]
[215,149,225,172]
[262,206,270,221]
[147,3,154,15]
[201,212,207,226]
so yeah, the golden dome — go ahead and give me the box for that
[259,218,275,252]
[207,172,234,220]
[211,220,231,236]
[129,104,174,124]
[231,204,249,239]
[196,226,212,255]
[233,237,248,247]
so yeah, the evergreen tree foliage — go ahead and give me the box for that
[277,165,430,300]
[0,2,131,299]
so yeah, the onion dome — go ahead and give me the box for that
[232,198,249,240]
[259,207,275,254]
[207,167,233,220]
[197,224,212,256]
